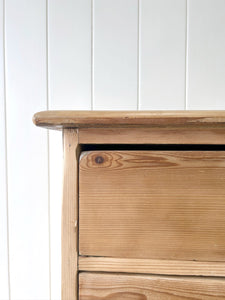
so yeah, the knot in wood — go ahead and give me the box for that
[95,156,104,164]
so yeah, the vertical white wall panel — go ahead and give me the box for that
[48,0,91,109]
[48,1,92,299]
[139,0,186,109]
[0,0,10,299]
[4,1,49,299]
[93,0,138,110]
[187,0,225,109]
[48,131,62,300]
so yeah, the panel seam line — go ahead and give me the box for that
[46,0,51,299]
[185,0,189,110]
[137,0,140,110]
[3,0,11,298]
[91,0,94,110]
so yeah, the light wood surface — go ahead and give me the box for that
[79,272,225,299]
[78,256,225,277]
[79,127,225,144]
[79,150,225,261]
[33,110,225,130]
[62,129,79,300]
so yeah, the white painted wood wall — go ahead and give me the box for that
[1,0,225,299]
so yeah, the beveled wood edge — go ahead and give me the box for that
[33,110,225,130]
[78,256,225,277]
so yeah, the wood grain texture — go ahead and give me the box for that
[79,127,225,144]
[79,272,225,299]
[78,256,225,277]
[33,110,225,130]
[62,129,79,300]
[79,150,225,261]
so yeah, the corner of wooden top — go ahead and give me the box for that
[32,111,41,126]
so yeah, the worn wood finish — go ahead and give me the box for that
[62,129,79,300]
[78,256,225,277]
[79,272,225,299]
[33,111,225,298]
[79,127,225,144]
[79,150,225,261]
[33,110,225,130]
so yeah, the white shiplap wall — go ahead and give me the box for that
[140,0,186,109]
[0,0,9,299]
[93,0,138,109]
[4,1,49,299]
[187,0,225,108]
[1,0,225,299]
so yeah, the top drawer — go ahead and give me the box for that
[79,150,225,261]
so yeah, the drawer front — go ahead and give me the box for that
[79,151,225,261]
[79,272,225,299]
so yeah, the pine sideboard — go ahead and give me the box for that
[33,111,225,299]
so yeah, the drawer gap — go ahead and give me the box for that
[81,143,225,152]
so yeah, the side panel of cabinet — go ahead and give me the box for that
[62,129,79,300]
[79,150,225,261]
[79,272,225,299]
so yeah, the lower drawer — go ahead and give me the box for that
[79,272,225,299]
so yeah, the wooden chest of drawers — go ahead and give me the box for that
[33,111,225,299]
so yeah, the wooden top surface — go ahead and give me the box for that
[33,110,225,130]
